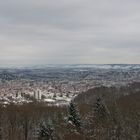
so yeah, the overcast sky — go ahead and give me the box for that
[0,0,140,66]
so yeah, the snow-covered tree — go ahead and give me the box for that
[93,97,109,121]
[68,102,81,130]
[38,122,54,140]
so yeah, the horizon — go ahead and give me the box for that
[0,63,140,69]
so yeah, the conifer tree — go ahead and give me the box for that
[38,122,54,140]
[94,97,109,121]
[68,102,81,130]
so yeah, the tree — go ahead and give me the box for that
[93,97,109,122]
[68,102,81,130]
[38,122,54,140]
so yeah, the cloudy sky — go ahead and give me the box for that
[0,0,140,66]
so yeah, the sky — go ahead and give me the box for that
[0,0,140,67]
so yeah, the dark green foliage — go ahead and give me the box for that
[38,122,54,140]
[93,97,109,122]
[68,102,81,129]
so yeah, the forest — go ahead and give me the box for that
[0,82,140,140]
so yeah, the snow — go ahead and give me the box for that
[44,99,55,103]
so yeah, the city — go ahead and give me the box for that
[0,64,140,105]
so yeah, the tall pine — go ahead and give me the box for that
[94,97,110,122]
[68,102,81,130]
[38,122,54,140]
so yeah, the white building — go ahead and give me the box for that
[34,89,42,100]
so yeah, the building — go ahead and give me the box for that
[34,89,42,100]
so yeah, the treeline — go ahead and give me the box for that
[74,82,140,104]
[0,82,140,140]
[0,103,68,140]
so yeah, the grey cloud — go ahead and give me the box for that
[0,0,140,66]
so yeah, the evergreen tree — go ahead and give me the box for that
[68,102,81,130]
[38,122,54,140]
[94,97,109,121]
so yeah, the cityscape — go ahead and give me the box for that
[0,64,140,105]
[0,0,140,139]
